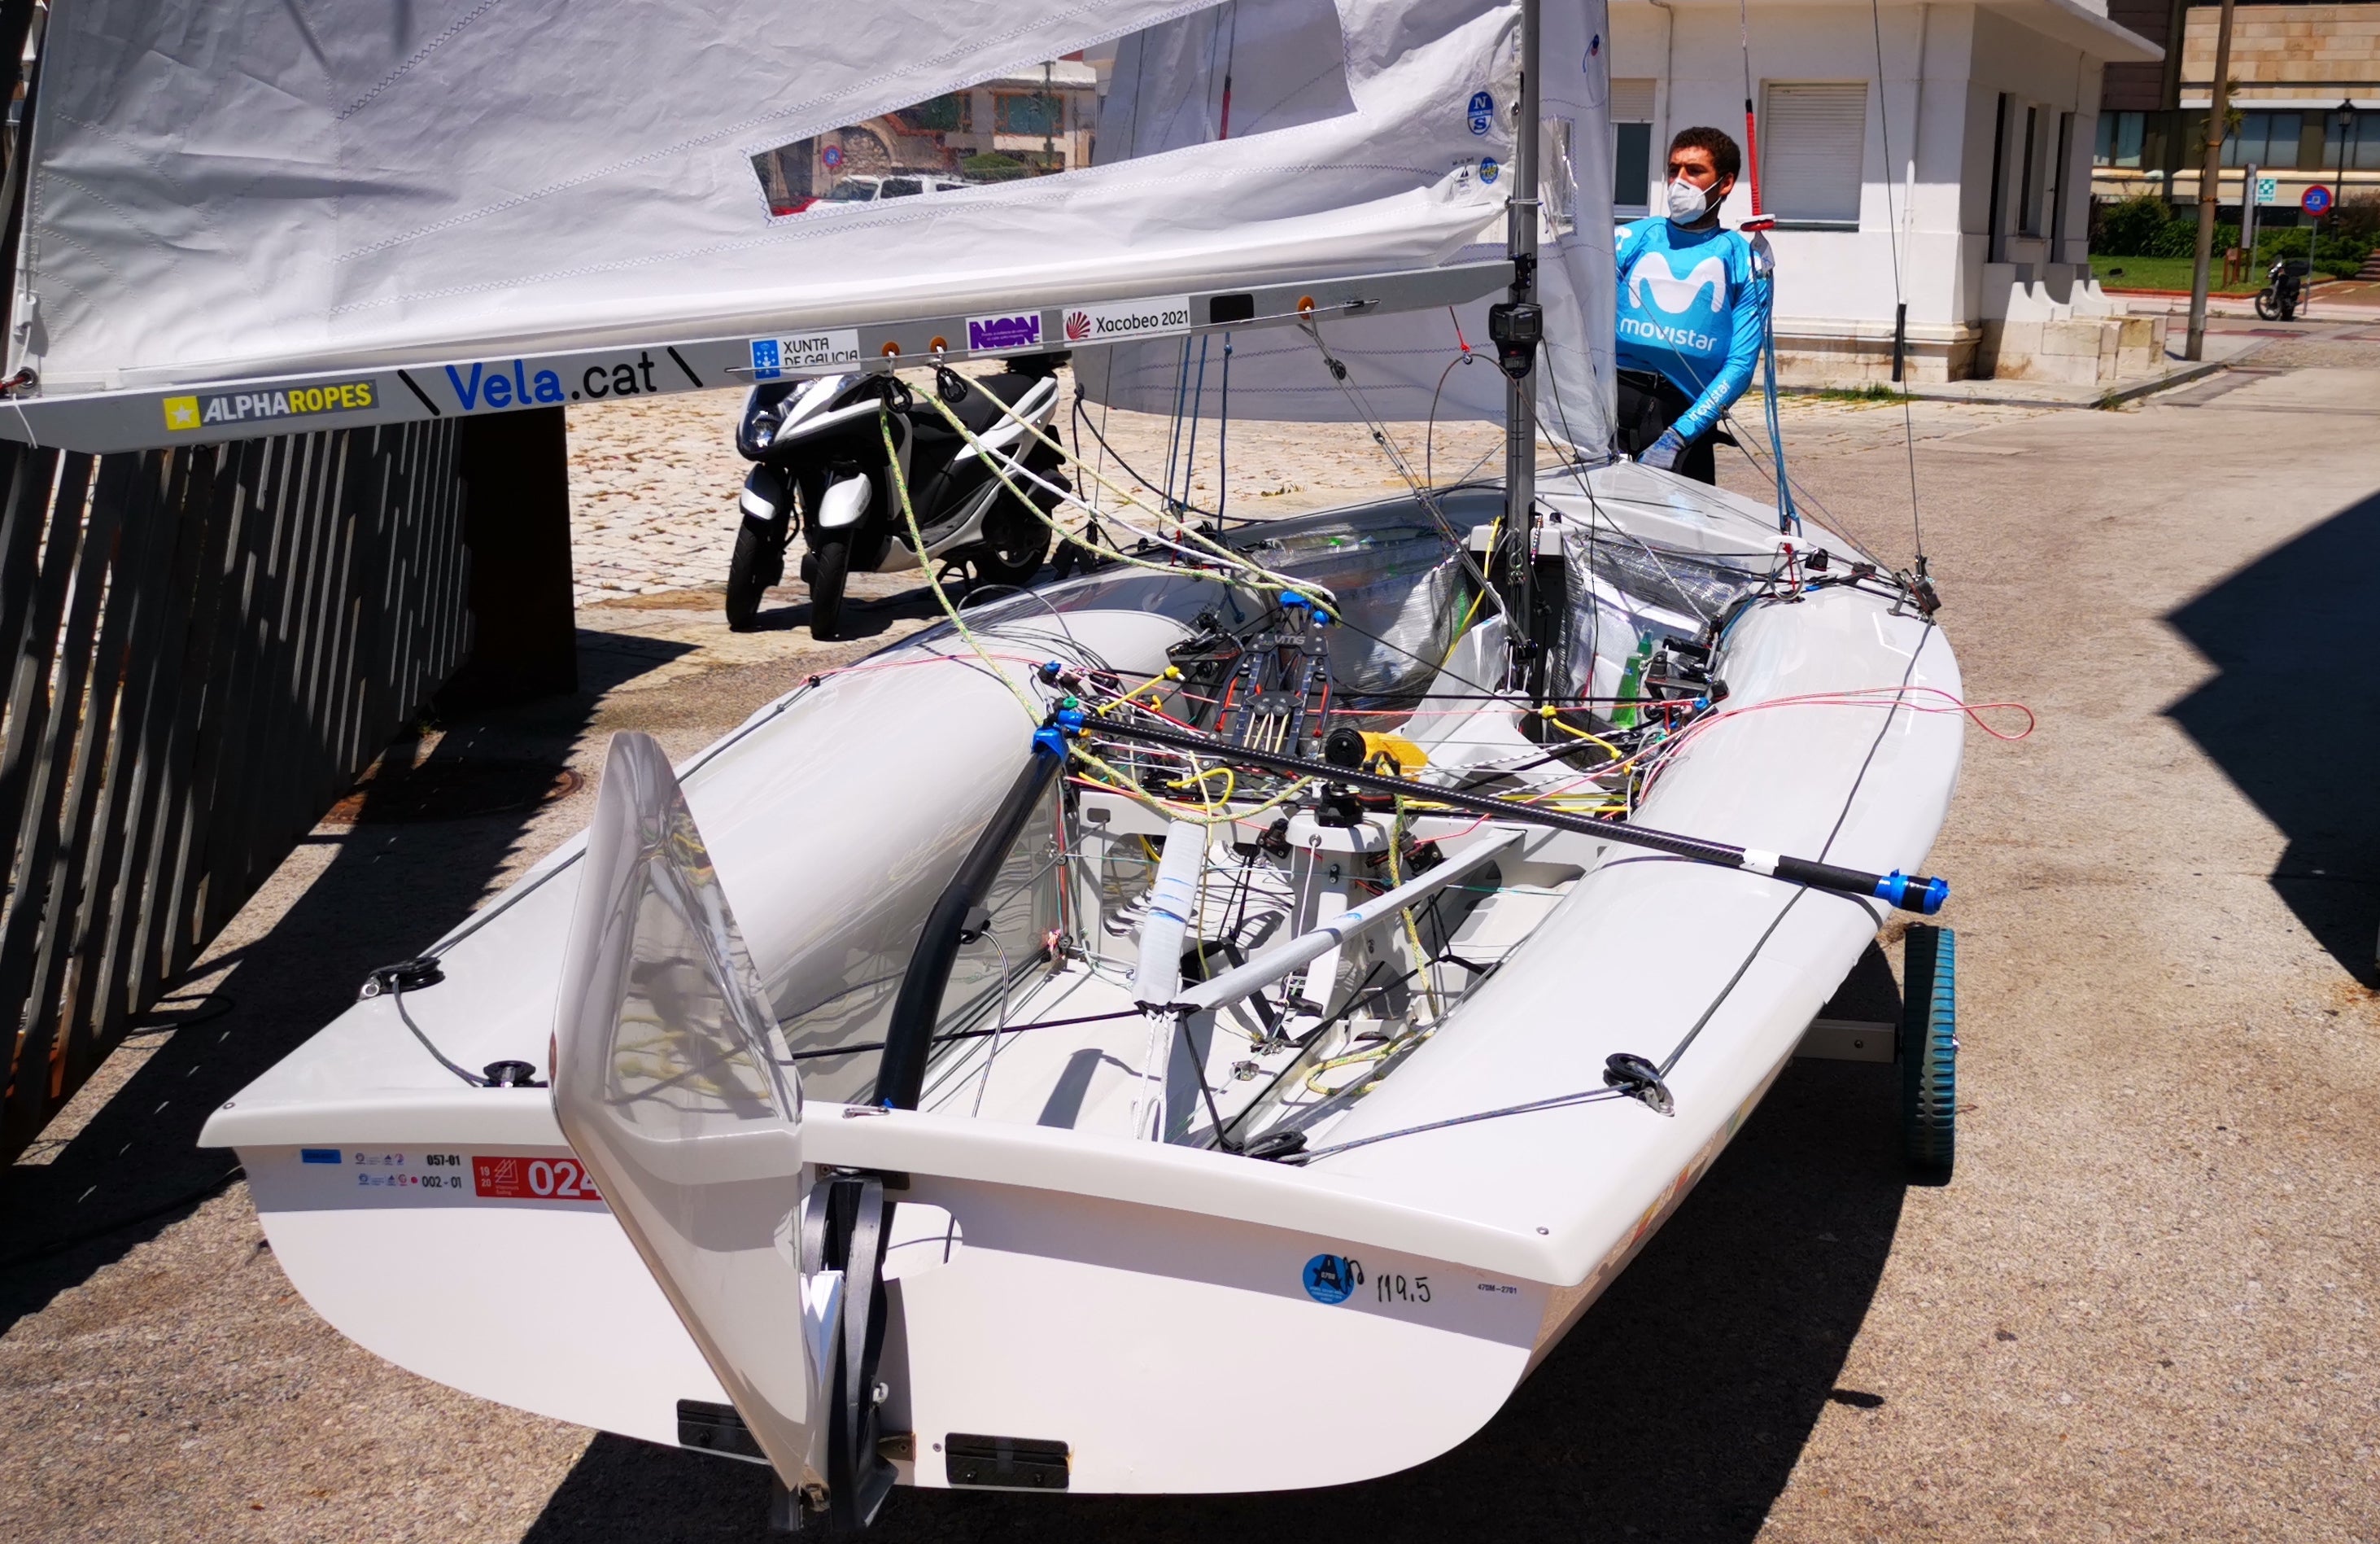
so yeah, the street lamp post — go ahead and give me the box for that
[2308,98,2354,321]
[2336,98,2356,233]
[2186,0,2238,361]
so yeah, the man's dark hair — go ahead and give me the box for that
[1669,125,1742,182]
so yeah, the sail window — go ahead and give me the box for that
[747,0,1356,220]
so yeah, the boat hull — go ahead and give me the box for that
[205,474,1966,1495]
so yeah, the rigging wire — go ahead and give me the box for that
[1653,617,1935,1074]
[924,371,1326,599]
[1180,335,1212,523]
[1217,332,1234,525]
[1867,0,1928,566]
[1072,388,1217,523]
[1285,619,1945,1167]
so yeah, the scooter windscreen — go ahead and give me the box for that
[738,374,876,459]
[736,383,801,458]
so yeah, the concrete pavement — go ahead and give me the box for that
[4,347,2379,1542]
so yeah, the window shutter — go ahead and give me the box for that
[1761,82,1867,227]
[1610,79,1657,124]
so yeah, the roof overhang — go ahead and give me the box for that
[1609,0,2163,67]
[1984,0,2164,64]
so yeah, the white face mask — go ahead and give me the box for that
[1665,176,1711,222]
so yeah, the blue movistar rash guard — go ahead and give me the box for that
[1614,218,1769,444]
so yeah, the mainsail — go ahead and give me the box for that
[10,0,1606,455]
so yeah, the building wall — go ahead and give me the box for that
[2103,0,2186,111]
[1609,1,2128,380]
[2092,2,2380,211]
[2181,1,2380,98]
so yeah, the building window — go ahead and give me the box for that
[993,92,1063,137]
[2325,109,2380,172]
[2051,112,2074,245]
[1611,78,1656,212]
[2019,105,2044,236]
[2095,110,2146,168]
[1759,81,1867,228]
[2224,111,2302,169]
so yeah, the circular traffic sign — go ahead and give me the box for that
[2302,184,2333,216]
[822,143,844,170]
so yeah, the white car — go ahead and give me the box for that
[825,172,971,203]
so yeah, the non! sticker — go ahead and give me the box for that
[965,313,1044,353]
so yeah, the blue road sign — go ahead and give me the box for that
[2302,184,2333,217]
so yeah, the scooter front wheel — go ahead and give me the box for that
[2255,290,2280,321]
[810,539,849,641]
[725,515,787,632]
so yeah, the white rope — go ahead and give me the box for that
[917,370,1333,604]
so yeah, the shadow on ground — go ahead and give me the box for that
[522,1055,1911,1544]
[740,584,945,640]
[2167,489,2380,985]
[0,633,690,1332]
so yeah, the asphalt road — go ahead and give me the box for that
[4,322,2378,1542]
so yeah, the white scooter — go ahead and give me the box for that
[727,356,1068,638]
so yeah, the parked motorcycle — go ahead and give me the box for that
[727,356,1068,637]
[2255,256,2308,322]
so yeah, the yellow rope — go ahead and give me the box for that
[880,406,1041,724]
[1071,743,1310,829]
[1387,798,1443,1024]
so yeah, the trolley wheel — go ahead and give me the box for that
[1899,924,1957,1181]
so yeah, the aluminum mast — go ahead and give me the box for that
[1491,0,1548,708]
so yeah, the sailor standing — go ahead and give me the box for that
[1612,127,1771,485]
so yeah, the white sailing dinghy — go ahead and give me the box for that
[7,0,1963,1525]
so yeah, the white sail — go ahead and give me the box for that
[13,0,1544,396]
[1076,0,1615,451]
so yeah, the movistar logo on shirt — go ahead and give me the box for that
[1618,246,1732,357]
[1619,316,1723,353]
[1629,252,1727,317]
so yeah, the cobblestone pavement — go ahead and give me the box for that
[564,369,1513,605]
[561,368,2044,610]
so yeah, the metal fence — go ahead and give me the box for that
[0,420,472,1161]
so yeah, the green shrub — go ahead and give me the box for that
[2090,195,2239,260]
[958,152,1037,182]
[2094,194,2174,256]
[2254,225,2369,277]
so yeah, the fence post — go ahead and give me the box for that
[439,408,577,711]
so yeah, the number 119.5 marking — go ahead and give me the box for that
[1376,1272,1431,1305]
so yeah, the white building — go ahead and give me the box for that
[1606,0,2165,383]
